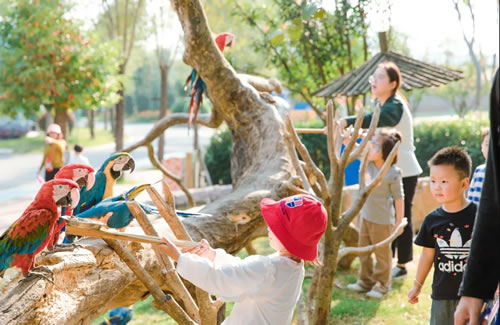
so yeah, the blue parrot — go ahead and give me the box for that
[74,184,212,230]
[101,307,133,325]
[74,152,135,215]
[63,153,135,242]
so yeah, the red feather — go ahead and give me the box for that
[55,163,94,183]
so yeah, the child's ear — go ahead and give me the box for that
[461,177,470,190]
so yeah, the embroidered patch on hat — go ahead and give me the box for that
[286,196,303,208]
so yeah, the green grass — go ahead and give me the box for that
[91,238,432,324]
[328,248,432,325]
[0,127,114,153]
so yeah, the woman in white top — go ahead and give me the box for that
[157,195,328,325]
[340,62,423,279]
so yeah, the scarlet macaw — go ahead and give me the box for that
[0,179,79,276]
[184,32,235,128]
[50,163,95,248]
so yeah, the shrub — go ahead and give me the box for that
[204,125,233,185]
[202,117,489,185]
[414,118,488,176]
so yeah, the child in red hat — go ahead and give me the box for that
[157,194,327,325]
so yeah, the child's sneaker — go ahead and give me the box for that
[366,289,384,299]
[346,283,368,292]
[391,266,407,279]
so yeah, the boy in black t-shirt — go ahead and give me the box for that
[408,146,476,325]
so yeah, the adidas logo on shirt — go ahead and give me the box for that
[436,228,471,274]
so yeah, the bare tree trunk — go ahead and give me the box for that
[468,44,482,110]
[115,89,125,151]
[158,66,168,162]
[452,0,482,110]
[54,107,69,139]
[88,109,95,139]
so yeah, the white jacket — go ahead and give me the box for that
[176,250,305,325]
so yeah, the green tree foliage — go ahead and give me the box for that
[0,0,121,136]
[232,0,371,119]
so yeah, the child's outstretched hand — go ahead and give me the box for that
[184,239,216,262]
[408,284,421,304]
[157,237,182,262]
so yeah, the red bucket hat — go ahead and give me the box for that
[260,195,327,261]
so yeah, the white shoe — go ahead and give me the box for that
[366,289,384,299]
[346,283,368,292]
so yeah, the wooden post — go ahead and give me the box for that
[378,31,388,52]
[185,152,194,189]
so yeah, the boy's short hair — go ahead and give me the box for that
[74,144,83,153]
[427,146,472,179]
[481,127,490,143]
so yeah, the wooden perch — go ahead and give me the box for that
[293,128,324,134]
[104,239,197,325]
[337,218,408,262]
[65,224,198,248]
[126,201,201,323]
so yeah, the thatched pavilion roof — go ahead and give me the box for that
[312,50,463,98]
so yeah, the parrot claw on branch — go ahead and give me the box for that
[22,265,54,283]
[41,243,82,255]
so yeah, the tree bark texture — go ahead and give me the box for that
[54,107,69,140]
[158,65,168,162]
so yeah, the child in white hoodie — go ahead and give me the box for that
[157,195,327,325]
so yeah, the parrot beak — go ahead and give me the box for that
[125,183,150,200]
[70,188,80,210]
[85,172,96,190]
[225,34,234,47]
[123,157,135,173]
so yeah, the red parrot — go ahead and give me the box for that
[184,32,235,128]
[0,179,79,276]
[49,163,95,248]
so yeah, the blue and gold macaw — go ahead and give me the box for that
[74,184,150,230]
[63,153,134,242]
[74,152,135,215]
[75,184,212,230]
